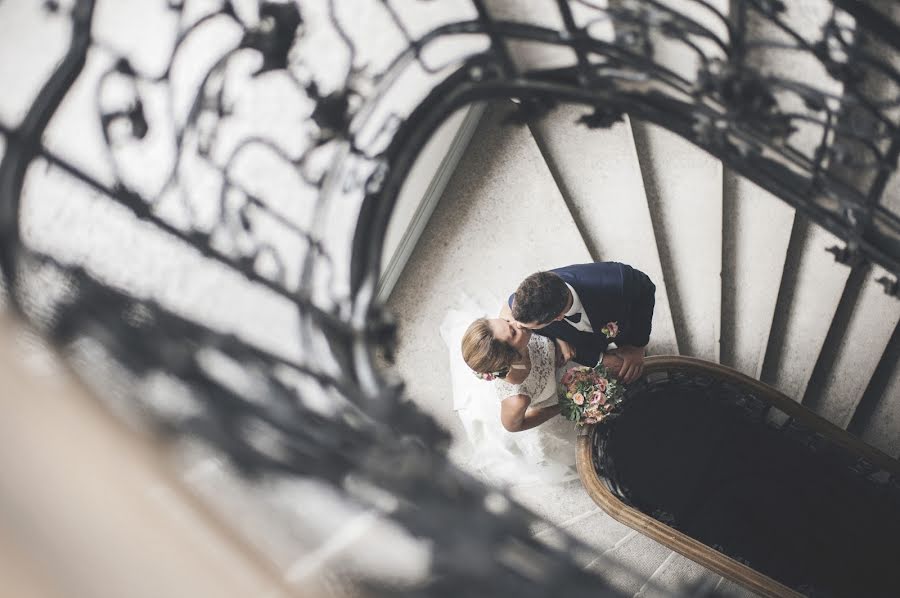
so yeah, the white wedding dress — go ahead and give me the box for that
[440,293,579,487]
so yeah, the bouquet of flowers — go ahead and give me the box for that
[558,364,625,426]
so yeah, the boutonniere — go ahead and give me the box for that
[601,321,619,339]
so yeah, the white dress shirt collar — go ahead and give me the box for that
[564,283,593,333]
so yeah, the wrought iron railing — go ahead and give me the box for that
[1,0,899,595]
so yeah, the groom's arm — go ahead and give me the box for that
[533,321,603,366]
[609,266,656,383]
[623,266,656,348]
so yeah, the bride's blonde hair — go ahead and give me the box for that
[461,318,520,379]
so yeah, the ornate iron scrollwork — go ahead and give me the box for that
[1,0,900,594]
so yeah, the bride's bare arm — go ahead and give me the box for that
[554,338,576,365]
[500,394,561,432]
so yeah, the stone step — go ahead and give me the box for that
[712,577,763,598]
[482,0,613,73]
[179,451,429,595]
[830,1,900,447]
[530,507,636,567]
[801,265,900,427]
[759,219,852,403]
[851,324,900,457]
[632,122,723,362]
[635,551,723,598]
[722,0,842,380]
[628,0,727,363]
[586,532,673,597]
[781,0,900,428]
[721,174,795,378]
[178,455,318,577]
[528,107,679,356]
[514,479,613,534]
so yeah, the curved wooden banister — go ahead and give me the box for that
[576,355,900,598]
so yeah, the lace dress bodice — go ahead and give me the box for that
[441,301,576,485]
[493,334,557,405]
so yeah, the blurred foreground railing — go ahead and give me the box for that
[2,0,900,595]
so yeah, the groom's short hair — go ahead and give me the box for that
[513,271,569,325]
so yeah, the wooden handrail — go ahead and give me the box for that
[576,355,900,598]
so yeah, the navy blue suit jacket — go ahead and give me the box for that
[509,262,656,367]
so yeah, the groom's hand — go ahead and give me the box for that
[612,345,645,383]
[601,353,624,376]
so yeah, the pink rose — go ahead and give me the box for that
[602,321,619,338]
[561,370,574,385]
[590,391,606,405]
[596,378,608,393]
[572,392,585,405]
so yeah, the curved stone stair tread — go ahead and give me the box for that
[835,1,900,446]
[482,0,614,73]
[386,100,593,437]
[519,484,746,596]
[173,456,343,588]
[720,0,839,380]
[712,577,763,598]
[632,122,723,362]
[178,457,320,574]
[802,265,900,428]
[634,551,726,598]
[529,505,635,561]
[586,531,677,597]
[511,479,608,536]
[785,0,900,426]
[760,221,853,406]
[721,175,795,378]
[177,453,428,595]
[856,326,900,458]
[528,107,679,356]
[623,0,727,364]
[480,0,561,68]
[737,0,899,431]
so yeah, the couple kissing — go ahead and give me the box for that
[461,261,656,433]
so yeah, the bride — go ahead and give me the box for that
[461,317,570,432]
[439,295,622,487]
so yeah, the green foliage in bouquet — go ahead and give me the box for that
[558,364,625,426]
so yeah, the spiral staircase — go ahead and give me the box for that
[2,0,900,597]
[384,106,898,597]
[383,2,900,595]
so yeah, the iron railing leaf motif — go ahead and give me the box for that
[1,0,900,595]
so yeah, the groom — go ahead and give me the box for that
[502,261,656,384]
